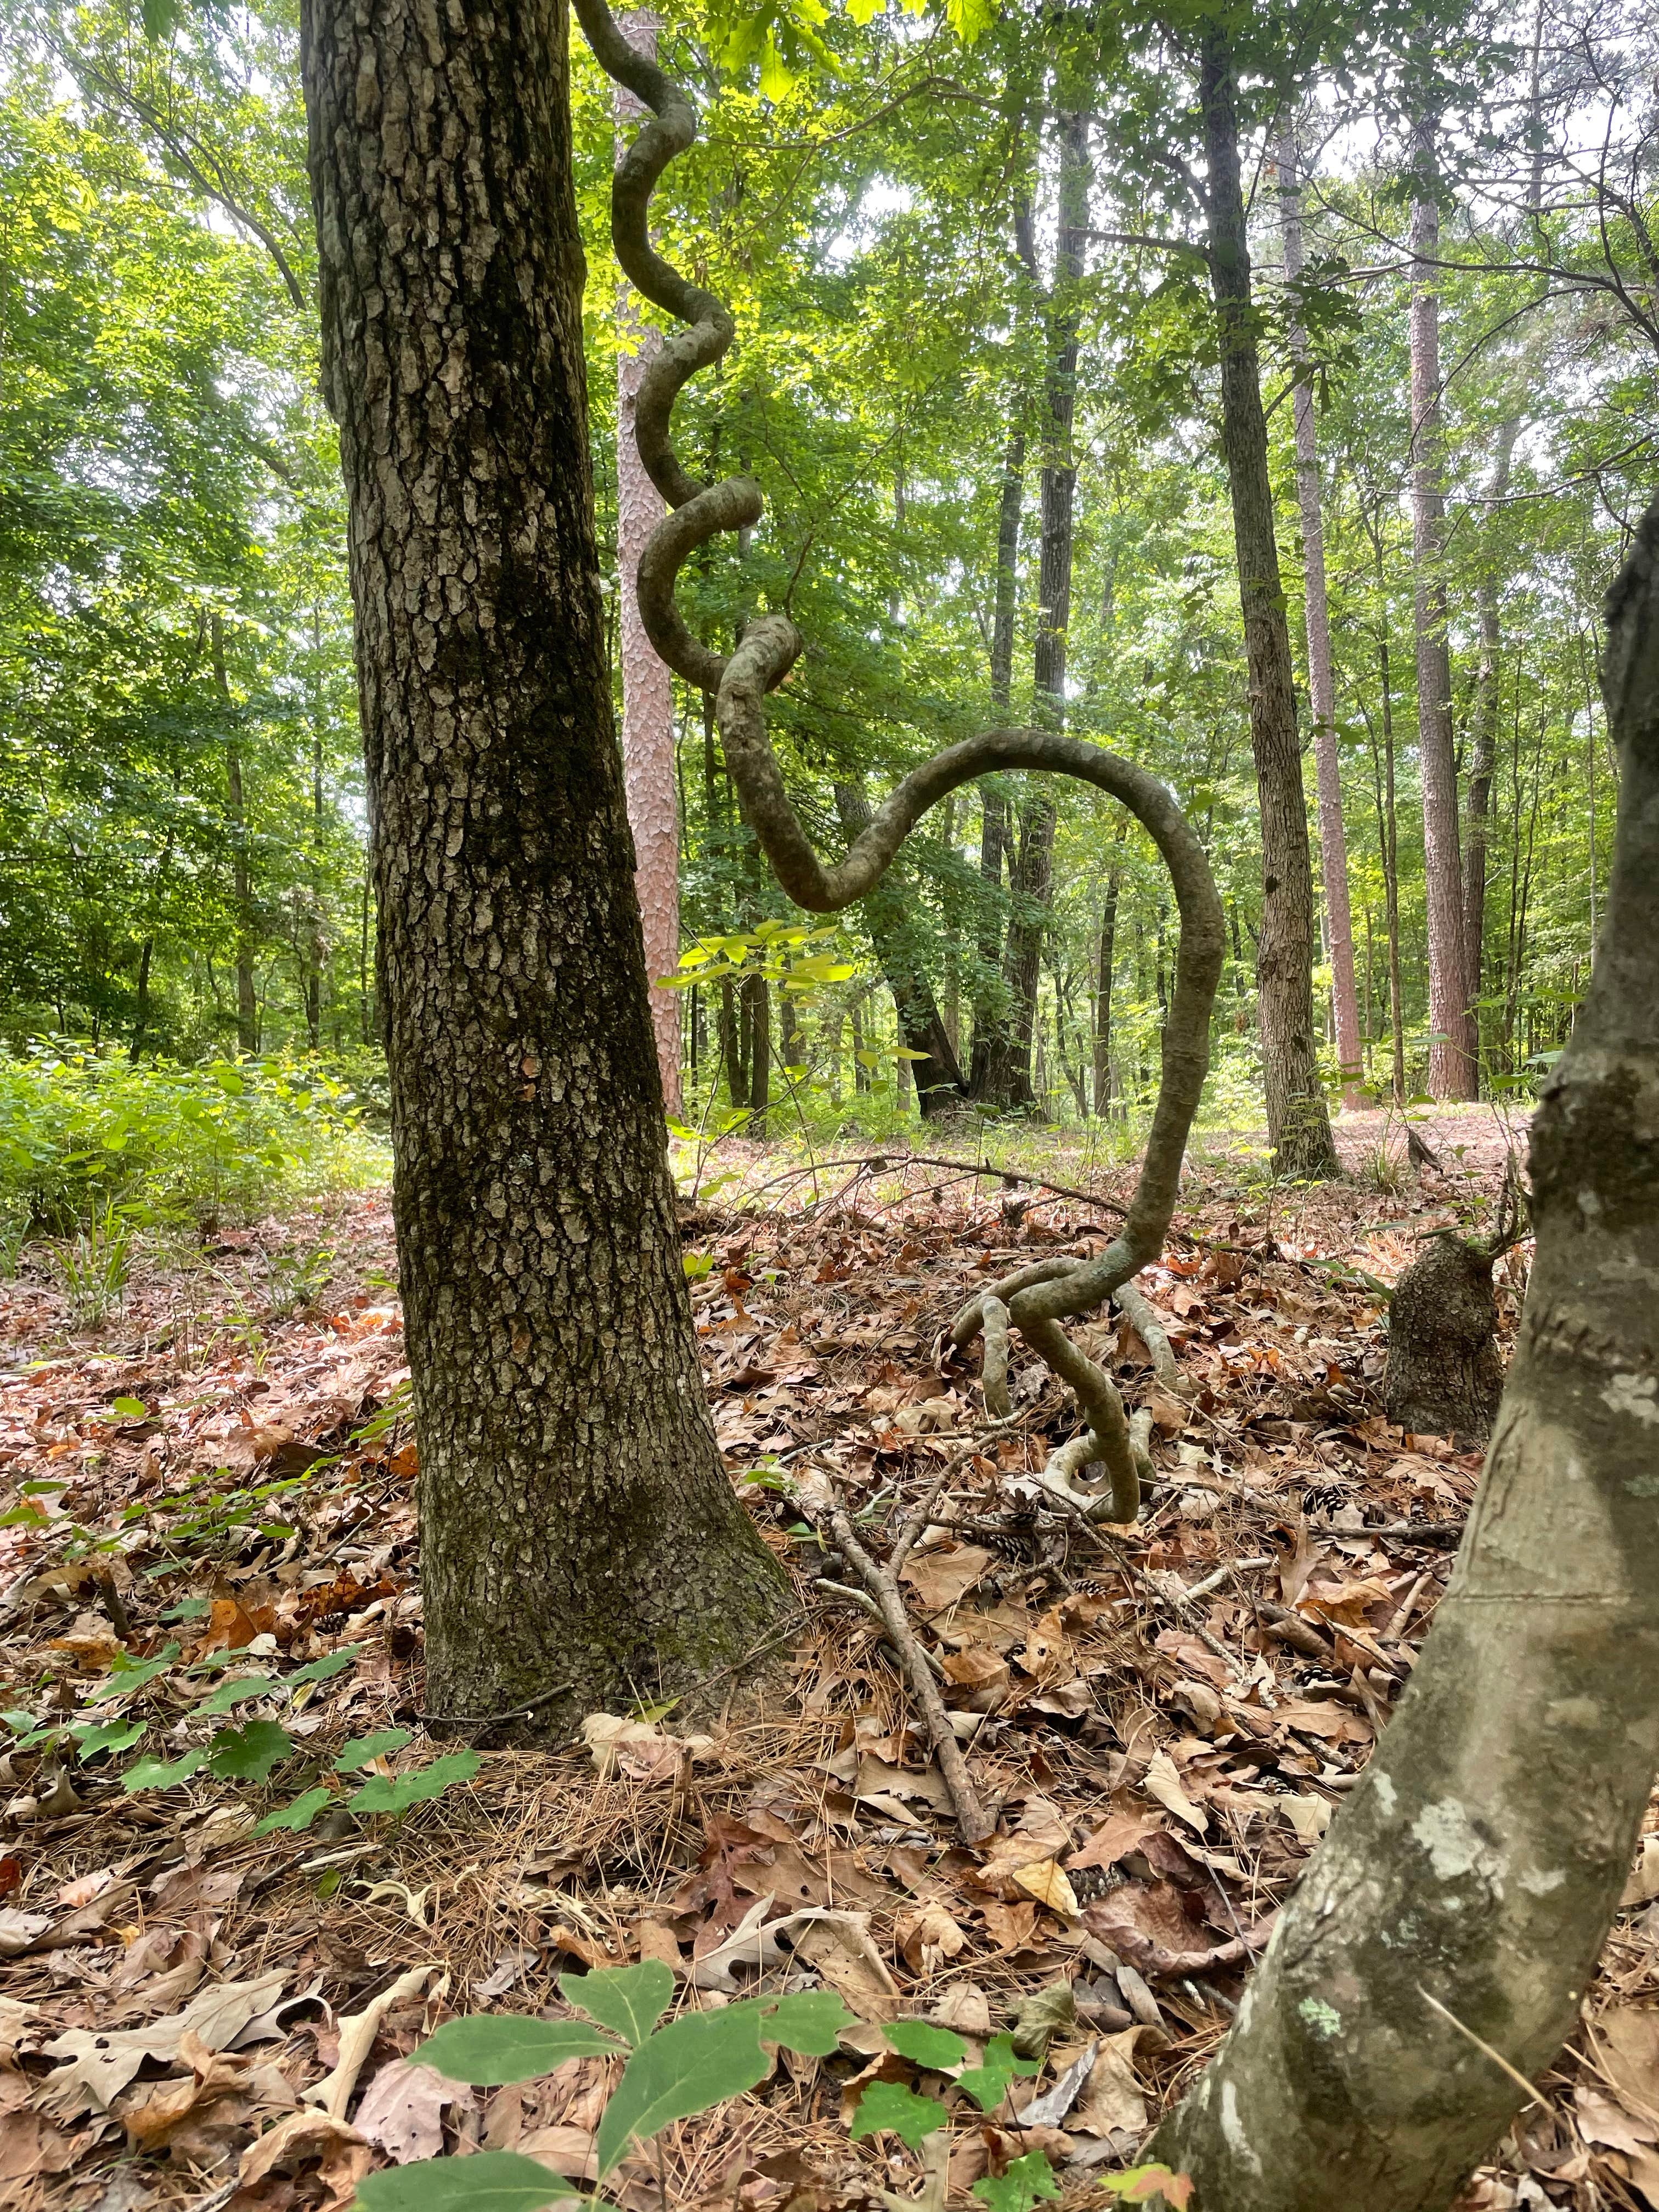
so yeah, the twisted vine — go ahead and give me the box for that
[574,0,1226,1520]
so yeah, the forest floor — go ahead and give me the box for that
[2,1108,1656,2212]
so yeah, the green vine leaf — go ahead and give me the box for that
[740,1989,855,2053]
[284,1644,364,1686]
[973,2152,1062,2212]
[253,1785,334,1835]
[196,1673,282,1715]
[123,1747,207,1791]
[559,1960,674,2047]
[883,2019,969,2070]
[206,1719,295,1782]
[414,2015,621,2087]
[347,1749,481,1816]
[334,1727,414,1771]
[848,2080,950,2148]
[354,2148,582,2209]
[71,1718,146,1762]
[957,2032,1040,2113]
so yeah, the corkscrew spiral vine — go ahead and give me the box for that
[573,0,1226,1519]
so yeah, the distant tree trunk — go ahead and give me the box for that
[1409,129,1475,1099]
[1155,487,1659,2212]
[301,0,786,1727]
[130,939,153,1063]
[835,782,966,1114]
[1201,27,1339,1178]
[968,355,1026,1101]
[306,712,324,1051]
[614,10,681,1114]
[994,111,1087,1114]
[742,971,770,1133]
[1092,861,1121,1116]
[213,615,259,1056]
[1464,417,1520,1051]
[1278,122,1362,1109]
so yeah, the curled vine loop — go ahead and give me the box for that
[574,0,1227,1519]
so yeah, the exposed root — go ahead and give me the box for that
[1113,1281,1183,1396]
[980,1294,1012,1419]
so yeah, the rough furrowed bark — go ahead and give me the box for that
[1150,490,1659,2211]
[571,0,1225,1533]
[301,0,788,1734]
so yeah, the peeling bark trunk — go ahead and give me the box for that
[1277,124,1362,1110]
[1154,488,1659,2212]
[834,782,965,1114]
[1410,134,1476,1100]
[1201,29,1339,1179]
[614,12,681,1115]
[301,0,787,1730]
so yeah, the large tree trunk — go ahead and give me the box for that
[834,783,966,1114]
[968,415,1024,1101]
[1154,488,1659,2210]
[301,0,787,1728]
[1277,123,1362,1110]
[1409,132,1476,1100]
[1463,416,1520,1037]
[1201,29,1339,1178]
[614,11,681,1114]
[213,615,259,1056]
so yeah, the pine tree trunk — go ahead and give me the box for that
[1154,489,1659,2212]
[1409,139,1476,1099]
[835,783,965,1114]
[1464,418,1520,1035]
[1201,28,1339,1178]
[613,10,681,1114]
[1277,124,1362,1110]
[301,0,787,1729]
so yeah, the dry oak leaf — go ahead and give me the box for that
[353,2057,475,2165]
[899,1544,994,1612]
[516,2122,602,2183]
[1594,2007,1659,2125]
[941,1646,1011,1708]
[38,1969,287,2117]
[1011,1860,1081,1922]
[120,2029,250,2150]
[1069,1814,1166,1875]
[1279,1793,1334,1846]
[895,1899,968,1976]
[1575,2085,1659,2157]
[1623,1836,1659,1909]
[239,2108,369,2206]
[977,1899,1039,1953]
[581,1713,718,1782]
[1070,2025,1152,2138]
[1142,1750,1206,1836]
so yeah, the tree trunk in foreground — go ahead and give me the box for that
[1409,140,1476,1100]
[1201,28,1339,1180]
[1277,124,1362,1110]
[614,12,682,1114]
[301,0,786,1728]
[1154,486,1659,2211]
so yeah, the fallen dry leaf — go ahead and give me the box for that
[1011,1858,1080,1921]
[895,1899,968,1976]
[1142,1749,1207,1836]
[39,1970,287,2117]
[352,2058,474,2164]
[899,1544,993,1612]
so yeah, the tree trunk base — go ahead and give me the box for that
[1384,1232,1503,1445]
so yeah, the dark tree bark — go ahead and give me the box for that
[1201,26,1339,1178]
[835,783,966,1114]
[213,616,259,1056]
[300,0,787,1729]
[1092,860,1121,1116]
[1384,1232,1504,1444]
[1154,488,1659,2212]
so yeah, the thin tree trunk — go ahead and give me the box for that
[130,939,153,1063]
[614,10,681,1114]
[742,970,770,1133]
[967,332,1026,1101]
[1201,26,1339,1178]
[301,0,786,1726]
[1277,122,1362,1109]
[1409,128,1475,1099]
[1092,860,1121,1116]
[834,782,966,1114]
[213,616,258,1056]
[1463,419,1520,1053]
[1155,488,1659,2212]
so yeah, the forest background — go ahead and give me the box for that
[3,0,1654,1166]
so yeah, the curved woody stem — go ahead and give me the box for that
[573,0,1225,1519]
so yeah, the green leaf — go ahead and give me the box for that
[88,1643,180,1703]
[334,1727,413,1771]
[743,1989,855,2055]
[848,2081,949,2148]
[973,2152,1062,2212]
[595,2005,773,2176]
[72,1719,146,1761]
[284,1645,363,1686]
[110,1396,148,1417]
[348,1750,481,1815]
[958,2034,1040,2113]
[206,1719,295,1782]
[196,1673,281,1716]
[883,2020,968,2070]
[414,2015,621,2086]
[560,1960,674,2047]
[254,1786,334,1835]
[355,2149,581,2211]
[124,1748,207,1791]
